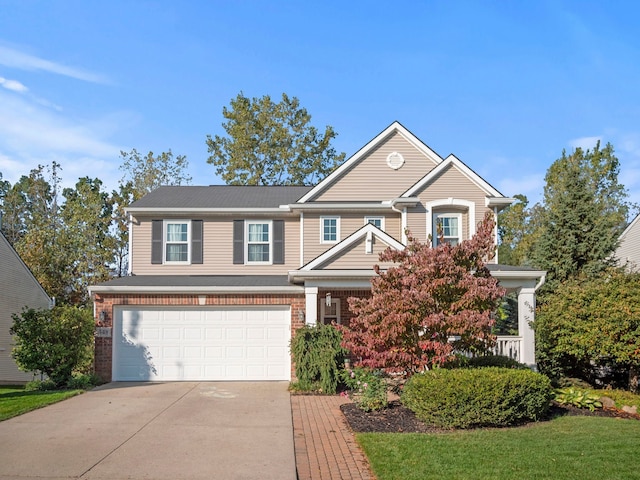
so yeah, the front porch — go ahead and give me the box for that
[494,335,524,362]
[290,266,545,369]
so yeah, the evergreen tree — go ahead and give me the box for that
[531,142,630,286]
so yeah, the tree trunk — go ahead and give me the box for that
[630,366,639,394]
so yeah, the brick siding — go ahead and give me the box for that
[93,293,306,382]
[316,289,372,327]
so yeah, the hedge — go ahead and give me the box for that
[402,367,553,429]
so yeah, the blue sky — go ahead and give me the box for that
[1,1,640,208]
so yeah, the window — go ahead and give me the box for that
[247,221,271,263]
[233,219,283,265]
[165,221,189,262]
[365,216,384,230]
[434,213,461,246]
[320,298,341,325]
[321,216,340,243]
[151,219,202,265]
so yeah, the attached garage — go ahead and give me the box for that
[113,306,291,381]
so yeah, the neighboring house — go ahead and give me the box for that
[0,230,52,383]
[615,213,640,271]
[90,121,545,382]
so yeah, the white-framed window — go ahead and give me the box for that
[164,220,190,263]
[321,216,340,243]
[433,213,462,246]
[320,298,341,325]
[246,221,272,263]
[365,216,384,230]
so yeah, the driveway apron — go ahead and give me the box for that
[0,382,296,480]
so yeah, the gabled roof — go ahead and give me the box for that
[297,121,443,203]
[300,223,405,271]
[127,185,312,212]
[0,231,51,302]
[402,154,506,199]
[619,213,640,241]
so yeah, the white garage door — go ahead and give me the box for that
[113,306,291,381]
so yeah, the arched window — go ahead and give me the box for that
[425,199,475,246]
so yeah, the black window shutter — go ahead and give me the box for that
[151,220,163,264]
[273,220,284,264]
[191,220,203,264]
[233,220,244,264]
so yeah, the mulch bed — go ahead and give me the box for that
[340,400,640,433]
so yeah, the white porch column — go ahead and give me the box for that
[518,287,537,368]
[305,287,318,325]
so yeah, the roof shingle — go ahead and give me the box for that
[129,185,313,209]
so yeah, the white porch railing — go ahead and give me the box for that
[493,335,523,362]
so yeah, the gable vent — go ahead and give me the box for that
[386,152,405,170]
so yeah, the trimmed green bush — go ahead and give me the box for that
[290,324,346,394]
[10,305,95,387]
[402,367,553,429]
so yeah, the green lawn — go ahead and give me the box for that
[0,386,82,421]
[357,415,640,480]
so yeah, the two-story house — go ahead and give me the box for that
[90,122,545,382]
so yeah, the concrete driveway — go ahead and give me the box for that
[0,382,296,480]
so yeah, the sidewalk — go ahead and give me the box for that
[291,395,374,480]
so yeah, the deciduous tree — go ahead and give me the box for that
[497,194,543,266]
[61,177,115,304]
[117,149,191,275]
[119,148,191,200]
[535,269,640,392]
[11,163,70,302]
[340,214,505,377]
[111,181,136,277]
[206,92,345,185]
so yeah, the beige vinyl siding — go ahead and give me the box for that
[616,216,640,270]
[405,164,496,262]
[303,213,401,265]
[317,237,397,270]
[132,216,300,275]
[315,131,439,201]
[0,235,51,383]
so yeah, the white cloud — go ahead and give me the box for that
[498,174,546,204]
[615,132,640,157]
[0,44,109,84]
[0,91,128,191]
[616,136,640,208]
[568,135,601,150]
[0,76,28,93]
[566,130,640,212]
[0,75,63,110]
[0,93,118,157]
